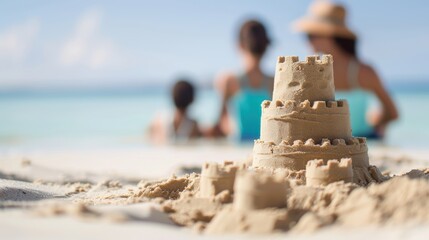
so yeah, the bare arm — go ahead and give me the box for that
[148,114,167,144]
[211,72,239,137]
[360,65,399,132]
[189,120,202,138]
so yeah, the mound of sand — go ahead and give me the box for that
[138,168,429,234]
[0,156,428,235]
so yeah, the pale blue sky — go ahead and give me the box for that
[0,0,428,89]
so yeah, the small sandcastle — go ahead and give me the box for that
[199,161,239,198]
[306,158,353,186]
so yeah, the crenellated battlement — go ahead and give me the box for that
[254,137,366,148]
[201,161,239,178]
[259,98,352,144]
[253,137,367,159]
[261,99,348,111]
[277,55,333,65]
[306,158,352,170]
[305,158,353,186]
[273,54,335,103]
[253,137,368,170]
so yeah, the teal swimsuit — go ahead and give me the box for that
[336,60,377,138]
[229,61,377,141]
[230,74,271,142]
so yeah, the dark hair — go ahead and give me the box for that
[333,36,357,58]
[239,20,271,58]
[172,80,195,111]
[307,34,358,58]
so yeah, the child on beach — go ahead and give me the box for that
[149,80,201,143]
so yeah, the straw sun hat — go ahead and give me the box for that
[293,1,356,39]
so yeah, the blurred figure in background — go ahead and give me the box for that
[149,80,201,143]
[294,1,398,138]
[210,19,273,141]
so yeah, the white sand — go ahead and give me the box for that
[0,144,428,239]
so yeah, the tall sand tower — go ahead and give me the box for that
[252,55,381,184]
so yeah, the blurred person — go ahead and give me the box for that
[149,80,201,143]
[293,1,398,138]
[210,19,273,141]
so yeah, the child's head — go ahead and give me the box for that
[172,80,195,112]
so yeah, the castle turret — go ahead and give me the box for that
[199,161,240,198]
[273,55,334,103]
[233,171,288,211]
[305,158,353,186]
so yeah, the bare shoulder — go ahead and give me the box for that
[148,113,167,143]
[216,71,235,80]
[214,71,239,94]
[215,71,238,85]
[358,63,382,89]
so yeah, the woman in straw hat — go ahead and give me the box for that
[294,1,398,139]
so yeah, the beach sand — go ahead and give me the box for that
[1,144,429,239]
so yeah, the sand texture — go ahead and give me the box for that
[0,146,429,238]
[0,158,428,235]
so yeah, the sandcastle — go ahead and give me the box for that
[252,54,383,185]
[164,54,388,234]
[199,55,383,207]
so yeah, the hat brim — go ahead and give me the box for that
[293,17,356,40]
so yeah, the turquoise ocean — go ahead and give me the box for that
[1,83,428,150]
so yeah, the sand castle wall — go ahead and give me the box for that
[253,138,368,170]
[260,99,352,144]
[233,171,288,211]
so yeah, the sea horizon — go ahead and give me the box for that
[1,78,429,150]
[0,78,429,97]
